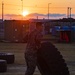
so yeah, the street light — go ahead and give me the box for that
[21,0,23,13]
[2,1,4,22]
[1,1,4,39]
[21,0,23,20]
[70,7,72,18]
[67,7,72,18]
[48,3,51,20]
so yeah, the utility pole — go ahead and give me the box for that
[2,1,4,22]
[70,7,72,18]
[21,0,23,20]
[67,7,72,18]
[22,0,23,13]
[67,7,69,18]
[48,3,51,20]
[21,0,24,42]
[2,1,4,39]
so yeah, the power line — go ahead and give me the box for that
[0,3,75,9]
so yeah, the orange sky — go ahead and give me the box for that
[0,0,75,19]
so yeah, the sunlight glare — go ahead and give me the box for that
[22,11,29,17]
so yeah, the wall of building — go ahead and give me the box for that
[3,19,75,43]
[0,20,4,40]
[4,20,30,42]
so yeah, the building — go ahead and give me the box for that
[4,20,30,42]
[3,18,75,43]
[0,19,4,40]
[4,20,40,42]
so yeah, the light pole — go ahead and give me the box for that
[48,3,51,20]
[67,7,72,18]
[21,0,23,13]
[2,1,4,22]
[21,0,23,20]
[70,7,72,18]
[67,7,69,18]
[1,1,4,39]
[21,0,24,41]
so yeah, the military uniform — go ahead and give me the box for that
[25,29,42,75]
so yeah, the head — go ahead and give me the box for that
[36,22,43,31]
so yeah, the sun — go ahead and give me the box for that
[22,11,29,17]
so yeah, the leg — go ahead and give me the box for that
[25,53,37,75]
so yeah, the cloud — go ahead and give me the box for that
[3,14,22,20]
[27,13,46,16]
[0,13,75,20]
[27,13,66,19]
[49,14,65,17]
[27,13,66,17]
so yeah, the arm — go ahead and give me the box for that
[35,33,43,49]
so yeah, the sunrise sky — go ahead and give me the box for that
[0,0,75,19]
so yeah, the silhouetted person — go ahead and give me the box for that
[24,22,43,75]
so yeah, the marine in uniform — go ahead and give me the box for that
[25,22,43,75]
